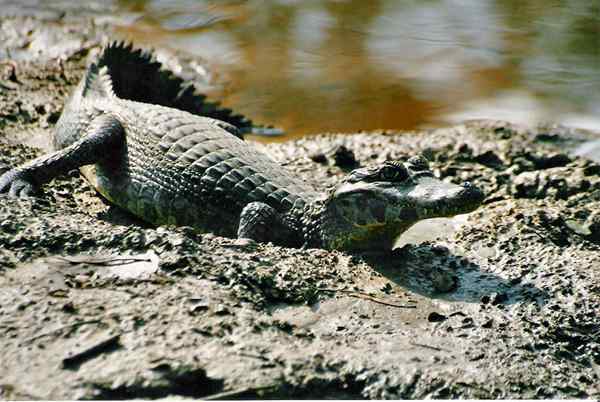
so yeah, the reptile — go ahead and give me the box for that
[0,42,484,251]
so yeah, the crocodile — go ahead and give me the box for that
[0,42,484,251]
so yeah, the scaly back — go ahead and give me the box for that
[64,42,320,231]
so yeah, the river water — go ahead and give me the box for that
[114,1,600,138]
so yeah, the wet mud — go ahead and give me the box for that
[1,7,600,400]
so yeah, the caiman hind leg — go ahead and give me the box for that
[0,114,124,197]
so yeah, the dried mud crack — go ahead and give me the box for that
[1,6,600,400]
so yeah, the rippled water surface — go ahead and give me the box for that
[115,0,600,137]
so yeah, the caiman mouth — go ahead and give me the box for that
[408,177,485,219]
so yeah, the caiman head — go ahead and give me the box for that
[319,156,484,251]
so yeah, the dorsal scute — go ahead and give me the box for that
[81,62,115,98]
[81,41,252,135]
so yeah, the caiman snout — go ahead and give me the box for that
[411,177,485,219]
[322,161,486,250]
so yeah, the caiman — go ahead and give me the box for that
[0,42,484,251]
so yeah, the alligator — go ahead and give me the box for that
[0,42,484,251]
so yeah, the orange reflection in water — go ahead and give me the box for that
[115,0,600,138]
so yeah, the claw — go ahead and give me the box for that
[0,169,17,194]
[0,169,38,198]
[18,182,35,197]
[8,181,22,197]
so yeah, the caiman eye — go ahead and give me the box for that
[378,163,409,182]
[407,155,429,171]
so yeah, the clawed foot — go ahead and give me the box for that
[0,169,40,197]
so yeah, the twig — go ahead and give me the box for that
[54,256,152,266]
[23,319,103,344]
[409,341,450,352]
[236,352,270,362]
[202,384,276,400]
[316,288,417,309]
[352,294,418,309]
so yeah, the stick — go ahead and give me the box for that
[409,341,449,352]
[203,384,276,400]
[54,256,151,266]
[316,288,417,309]
[23,319,103,344]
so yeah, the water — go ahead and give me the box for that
[115,0,600,138]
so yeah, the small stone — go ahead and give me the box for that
[431,268,457,293]
[73,274,90,287]
[431,244,449,255]
[61,301,77,314]
[509,277,521,285]
[309,152,327,164]
[427,312,447,322]
[332,145,358,168]
[380,283,393,293]
[213,304,230,316]
[474,150,504,168]
[48,288,69,298]
[188,302,209,316]
[490,292,508,305]
[481,319,494,328]
[233,237,256,247]
[583,164,600,176]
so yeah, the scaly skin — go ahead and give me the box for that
[0,42,484,251]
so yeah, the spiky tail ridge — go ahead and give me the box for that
[83,41,253,134]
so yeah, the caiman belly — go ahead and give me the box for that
[80,163,241,237]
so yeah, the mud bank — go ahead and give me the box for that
[1,7,600,400]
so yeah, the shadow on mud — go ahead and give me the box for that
[355,243,549,307]
[95,202,155,228]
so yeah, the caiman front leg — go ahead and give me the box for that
[238,202,301,247]
[0,114,124,197]
[237,201,279,243]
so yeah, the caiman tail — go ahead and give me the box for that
[86,41,252,134]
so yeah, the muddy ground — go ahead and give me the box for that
[1,6,600,400]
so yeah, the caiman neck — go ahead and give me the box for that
[298,197,327,249]
[300,196,411,251]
